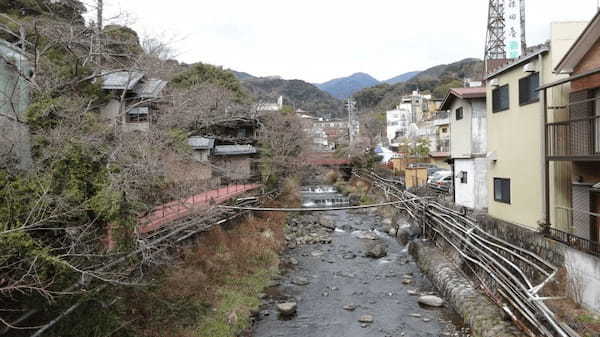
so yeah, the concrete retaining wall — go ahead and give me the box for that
[410,240,525,337]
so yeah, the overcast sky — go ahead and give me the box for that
[91,0,598,83]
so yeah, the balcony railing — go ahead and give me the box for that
[546,115,600,160]
[543,226,600,258]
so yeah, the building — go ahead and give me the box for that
[256,96,283,112]
[99,70,167,133]
[539,12,600,244]
[386,106,412,147]
[0,39,32,169]
[212,144,258,181]
[485,22,586,230]
[441,87,487,210]
[188,136,215,162]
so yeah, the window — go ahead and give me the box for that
[519,72,540,105]
[455,107,464,120]
[492,85,510,112]
[494,178,511,204]
[127,108,148,123]
[460,171,467,184]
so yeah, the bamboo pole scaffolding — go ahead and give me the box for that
[354,169,576,337]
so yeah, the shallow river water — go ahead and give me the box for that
[251,188,466,337]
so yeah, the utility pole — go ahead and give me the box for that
[95,0,103,64]
[346,98,357,147]
[97,0,103,32]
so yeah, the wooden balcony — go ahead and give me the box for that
[546,115,600,161]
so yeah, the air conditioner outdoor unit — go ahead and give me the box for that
[523,62,537,73]
[489,78,499,87]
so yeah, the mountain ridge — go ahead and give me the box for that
[316,72,380,100]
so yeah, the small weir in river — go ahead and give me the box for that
[300,185,350,208]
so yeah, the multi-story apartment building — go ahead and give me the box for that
[485,22,587,230]
[441,87,487,211]
[539,12,600,245]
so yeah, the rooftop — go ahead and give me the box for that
[188,137,215,150]
[134,79,168,98]
[485,46,550,80]
[100,71,145,90]
[439,87,486,111]
[214,144,257,156]
[555,11,600,74]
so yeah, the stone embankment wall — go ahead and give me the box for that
[410,240,525,337]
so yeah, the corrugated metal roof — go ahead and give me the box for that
[214,145,257,156]
[188,137,215,150]
[134,79,168,98]
[101,71,145,90]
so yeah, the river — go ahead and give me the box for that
[250,186,467,337]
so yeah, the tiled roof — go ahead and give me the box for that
[134,79,168,98]
[213,145,257,156]
[440,87,486,110]
[100,71,145,90]
[187,137,215,150]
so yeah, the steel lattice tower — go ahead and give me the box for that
[484,0,506,71]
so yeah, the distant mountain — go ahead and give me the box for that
[353,58,483,111]
[317,73,380,100]
[383,71,421,85]
[229,70,256,81]
[241,77,344,118]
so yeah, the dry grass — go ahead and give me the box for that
[122,206,288,337]
[324,170,339,184]
[544,267,600,336]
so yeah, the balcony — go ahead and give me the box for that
[546,115,600,161]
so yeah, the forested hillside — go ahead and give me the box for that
[242,77,344,117]
[0,2,291,336]
[354,58,483,110]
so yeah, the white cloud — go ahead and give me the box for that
[92,0,598,83]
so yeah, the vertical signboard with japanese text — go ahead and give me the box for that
[505,0,522,59]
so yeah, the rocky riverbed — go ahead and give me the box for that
[251,195,470,337]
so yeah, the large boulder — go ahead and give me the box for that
[365,244,388,259]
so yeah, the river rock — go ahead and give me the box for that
[319,216,336,230]
[292,277,310,286]
[358,315,374,323]
[417,295,444,307]
[289,257,299,265]
[382,218,393,226]
[276,302,297,316]
[365,244,387,259]
[353,231,379,240]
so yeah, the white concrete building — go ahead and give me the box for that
[386,107,412,146]
[441,87,488,211]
